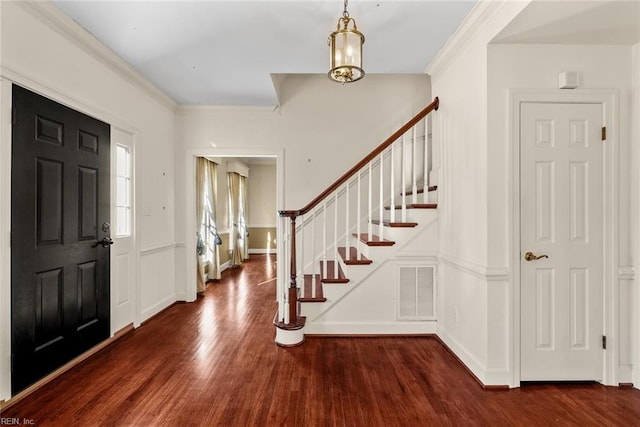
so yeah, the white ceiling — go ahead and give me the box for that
[494,0,640,45]
[51,0,476,106]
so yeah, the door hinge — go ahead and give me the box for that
[601,126,606,141]
[602,335,607,350]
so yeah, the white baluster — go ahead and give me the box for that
[357,171,362,261]
[368,162,373,240]
[299,214,305,298]
[345,182,350,262]
[401,134,407,223]
[424,116,430,204]
[323,201,327,281]
[311,210,316,298]
[412,126,418,205]
[379,152,384,240]
[334,192,338,279]
[390,142,396,223]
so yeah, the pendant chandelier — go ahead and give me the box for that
[327,0,365,83]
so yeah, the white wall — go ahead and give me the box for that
[632,41,640,389]
[488,44,634,385]
[426,0,530,386]
[429,0,637,386]
[0,2,177,399]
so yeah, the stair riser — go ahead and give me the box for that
[427,189,438,204]
[371,227,420,243]
[384,209,438,225]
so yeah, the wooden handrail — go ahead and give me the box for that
[279,97,439,218]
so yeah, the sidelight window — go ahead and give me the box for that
[115,144,132,237]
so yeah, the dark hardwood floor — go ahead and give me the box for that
[2,254,639,426]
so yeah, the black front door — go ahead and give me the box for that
[11,85,111,394]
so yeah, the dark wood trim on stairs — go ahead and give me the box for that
[385,203,438,210]
[371,219,418,227]
[320,260,349,283]
[338,246,373,265]
[353,233,395,246]
[273,313,306,330]
[403,185,438,196]
[299,274,327,302]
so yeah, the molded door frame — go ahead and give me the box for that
[183,147,284,303]
[509,89,619,387]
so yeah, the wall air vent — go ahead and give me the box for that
[398,265,435,320]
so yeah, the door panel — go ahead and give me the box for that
[11,85,110,394]
[520,102,603,381]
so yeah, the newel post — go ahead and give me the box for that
[274,210,305,347]
[288,215,298,324]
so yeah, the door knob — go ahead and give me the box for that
[101,237,114,248]
[524,251,548,261]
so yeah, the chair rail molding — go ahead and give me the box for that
[438,252,509,282]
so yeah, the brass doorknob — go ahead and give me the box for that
[524,251,548,261]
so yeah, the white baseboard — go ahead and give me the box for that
[248,248,276,255]
[436,327,510,387]
[304,321,437,335]
[619,365,633,385]
[140,293,176,323]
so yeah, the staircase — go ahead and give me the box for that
[275,97,440,346]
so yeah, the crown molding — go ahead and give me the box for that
[16,0,177,111]
[176,104,277,115]
[425,0,530,78]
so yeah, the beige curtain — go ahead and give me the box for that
[205,160,221,280]
[240,175,249,260]
[196,157,208,293]
[228,172,245,267]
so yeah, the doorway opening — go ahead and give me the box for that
[184,149,284,303]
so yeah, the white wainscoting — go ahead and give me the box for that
[140,243,177,322]
[437,252,511,386]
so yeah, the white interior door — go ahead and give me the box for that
[111,128,136,333]
[520,102,603,381]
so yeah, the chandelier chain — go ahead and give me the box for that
[343,0,349,18]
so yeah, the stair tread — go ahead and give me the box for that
[403,185,438,196]
[338,246,373,265]
[371,219,418,228]
[353,233,395,246]
[319,260,349,283]
[299,274,326,302]
[385,203,437,210]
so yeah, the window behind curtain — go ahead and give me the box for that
[200,166,217,263]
